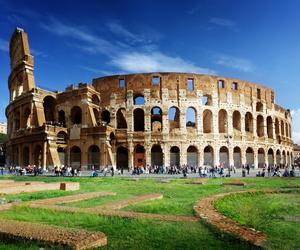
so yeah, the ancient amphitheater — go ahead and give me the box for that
[5,28,293,170]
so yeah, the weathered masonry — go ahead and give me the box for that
[5,28,294,170]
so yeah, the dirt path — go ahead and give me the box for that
[194,190,267,247]
[0,219,107,249]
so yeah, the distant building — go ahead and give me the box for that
[0,122,7,134]
[293,144,300,161]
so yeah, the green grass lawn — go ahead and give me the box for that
[215,190,300,250]
[0,176,299,249]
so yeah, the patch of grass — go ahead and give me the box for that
[215,191,300,250]
[0,176,299,249]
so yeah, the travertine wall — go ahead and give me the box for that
[5,28,294,170]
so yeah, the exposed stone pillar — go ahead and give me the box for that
[197,109,203,134]
[180,111,186,134]
[229,146,234,167]
[81,143,88,171]
[212,109,218,135]
[241,148,246,166]
[144,107,151,132]
[29,143,33,165]
[198,149,203,167]
[264,152,269,167]
[241,113,245,135]
[214,145,219,167]
[227,112,233,136]
[254,150,258,169]
[253,117,257,139]
[181,144,187,165]
[42,141,47,170]
[145,144,151,166]
[263,116,267,139]
[128,142,134,170]
[163,144,170,167]
[162,111,168,134]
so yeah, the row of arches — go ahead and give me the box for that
[68,144,293,169]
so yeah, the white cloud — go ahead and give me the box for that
[42,17,216,75]
[0,38,8,52]
[209,17,237,30]
[291,109,300,144]
[216,55,254,72]
[109,52,216,74]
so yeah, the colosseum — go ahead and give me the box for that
[5,28,294,171]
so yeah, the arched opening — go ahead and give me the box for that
[267,116,273,138]
[151,107,162,132]
[233,147,241,168]
[134,144,145,167]
[169,106,180,129]
[88,145,100,170]
[134,95,145,105]
[232,111,241,131]
[14,112,20,131]
[285,123,289,138]
[117,147,128,170]
[134,108,144,131]
[116,108,127,129]
[268,148,274,166]
[203,109,213,133]
[151,144,163,166]
[246,147,254,166]
[57,147,66,166]
[276,150,281,165]
[70,146,81,169]
[34,145,42,167]
[258,148,265,168]
[245,112,253,133]
[71,106,82,125]
[218,109,227,133]
[257,115,264,137]
[256,102,263,112]
[43,96,56,123]
[22,146,29,166]
[93,108,100,125]
[101,110,110,124]
[57,131,67,144]
[23,108,31,128]
[187,146,198,166]
[58,110,66,126]
[219,146,229,168]
[287,151,290,165]
[281,121,284,136]
[91,94,100,106]
[170,146,180,167]
[204,146,213,166]
[186,107,196,128]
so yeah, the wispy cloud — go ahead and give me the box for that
[106,22,145,45]
[216,55,254,72]
[209,17,237,30]
[42,17,216,75]
[291,109,300,144]
[187,3,202,15]
[109,52,216,74]
[0,38,8,52]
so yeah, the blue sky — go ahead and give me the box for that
[0,0,299,142]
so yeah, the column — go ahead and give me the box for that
[229,146,234,167]
[254,150,258,169]
[128,142,134,170]
[163,144,170,167]
[214,146,219,167]
[42,141,47,170]
[241,148,246,166]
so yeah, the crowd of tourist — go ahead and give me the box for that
[0,163,299,178]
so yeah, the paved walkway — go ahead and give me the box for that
[1,168,299,179]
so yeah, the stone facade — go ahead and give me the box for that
[0,123,7,134]
[5,28,294,170]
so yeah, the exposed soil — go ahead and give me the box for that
[194,190,267,247]
[0,219,107,250]
[222,181,246,186]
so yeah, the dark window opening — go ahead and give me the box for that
[187,78,194,91]
[119,79,125,89]
[218,80,225,88]
[152,76,160,85]
[134,108,144,131]
[101,110,110,124]
[232,82,238,90]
